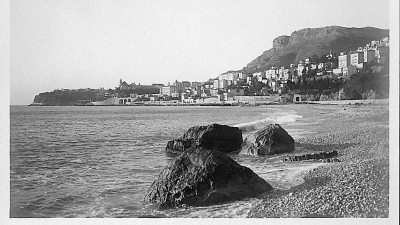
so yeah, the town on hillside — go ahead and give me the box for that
[32,37,389,106]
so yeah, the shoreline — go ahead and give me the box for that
[25,98,389,107]
[248,103,390,217]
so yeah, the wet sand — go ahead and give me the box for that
[248,102,390,218]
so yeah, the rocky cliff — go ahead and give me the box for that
[273,35,290,51]
[244,26,389,73]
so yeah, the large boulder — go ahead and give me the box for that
[240,124,294,156]
[144,147,272,207]
[166,124,243,154]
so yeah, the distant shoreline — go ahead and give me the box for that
[25,98,389,107]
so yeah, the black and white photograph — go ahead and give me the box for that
[3,0,399,223]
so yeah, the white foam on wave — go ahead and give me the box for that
[234,111,302,132]
[164,198,263,218]
[255,162,325,190]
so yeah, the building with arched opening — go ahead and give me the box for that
[293,94,302,103]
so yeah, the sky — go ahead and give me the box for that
[10,0,391,105]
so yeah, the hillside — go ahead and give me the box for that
[33,89,105,106]
[244,26,389,73]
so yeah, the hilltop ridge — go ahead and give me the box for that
[244,26,389,73]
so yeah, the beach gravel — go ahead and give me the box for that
[248,103,389,218]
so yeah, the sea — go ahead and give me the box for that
[10,105,323,218]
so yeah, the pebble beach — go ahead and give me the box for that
[248,102,391,218]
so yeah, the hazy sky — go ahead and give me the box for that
[10,0,390,105]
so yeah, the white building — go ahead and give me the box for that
[350,52,364,68]
[253,72,263,81]
[297,62,306,76]
[210,89,219,96]
[338,53,350,68]
[213,79,219,89]
[266,67,278,79]
[219,80,228,89]
[278,67,290,81]
[239,73,248,80]
[160,86,178,96]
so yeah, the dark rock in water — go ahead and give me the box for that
[165,124,243,154]
[282,150,339,162]
[240,124,295,156]
[144,147,272,207]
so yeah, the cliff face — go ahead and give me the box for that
[244,26,389,73]
[273,35,290,50]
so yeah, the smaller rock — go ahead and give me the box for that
[240,124,295,156]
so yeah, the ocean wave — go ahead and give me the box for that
[234,112,302,132]
[161,198,263,218]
